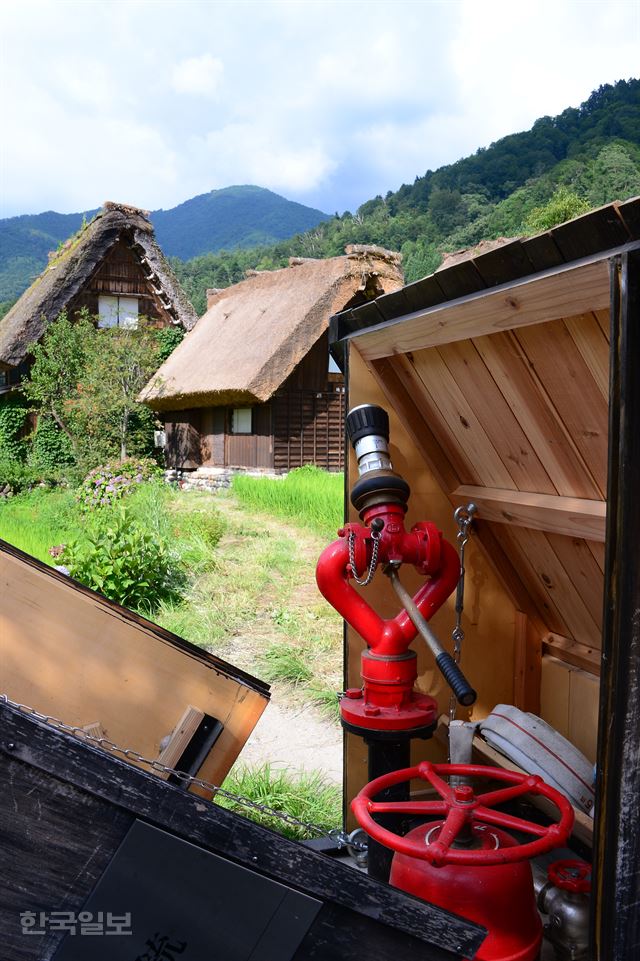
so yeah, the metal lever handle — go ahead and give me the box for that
[386,567,477,707]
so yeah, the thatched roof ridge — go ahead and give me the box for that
[0,203,198,369]
[140,248,403,411]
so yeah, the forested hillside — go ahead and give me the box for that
[171,79,640,314]
[0,187,329,313]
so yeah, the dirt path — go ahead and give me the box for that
[209,495,343,784]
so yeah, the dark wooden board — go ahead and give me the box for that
[551,205,631,262]
[434,259,486,300]
[471,239,536,288]
[0,703,485,960]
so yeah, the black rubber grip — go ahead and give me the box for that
[346,405,389,444]
[436,652,477,707]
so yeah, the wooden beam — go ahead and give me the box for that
[451,485,607,541]
[543,633,601,676]
[514,612,542,713]
[354,258,610,360]
[156,705,205,778]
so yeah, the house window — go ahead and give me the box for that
[231,408,252,434]
[98,295,139,329]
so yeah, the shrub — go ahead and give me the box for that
[61,510,183,612]
[27,415,74,475]
[0,456,41,494]
[0,397,28,462]
[77,458,162,511]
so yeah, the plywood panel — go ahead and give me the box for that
[473,331,601,499]
[569,668,600,763]
[540,656,571,738]
[0,542,269,790]
[515,320,609,496]
[437,339,556,494]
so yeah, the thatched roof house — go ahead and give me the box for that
[0,202,198,390]
[140,246,403,473]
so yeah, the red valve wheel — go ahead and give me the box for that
[548,858,591,893]
[352,762,574,867]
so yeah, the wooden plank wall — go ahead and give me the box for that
[344,347,519,822]
[273,386,345,471]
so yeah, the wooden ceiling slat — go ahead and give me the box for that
[408,350,517,489]
[497,526,568,636]
[563,313,610,401]
[514,321,609,497]
[472,331,602,499]
[586,539,605,574]
[391,355,477,486]
[503,526,601,648]
[436,339,556,494]
[370,356,462,492]
[545,532,604,633]
[593,308,610,342]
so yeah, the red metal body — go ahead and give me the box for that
[352,763,575,961]
[316,503,460,730]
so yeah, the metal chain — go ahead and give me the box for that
[448,503,477,722]
[348,528,381,586]
[0,693,365,851]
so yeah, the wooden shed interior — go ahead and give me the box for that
[336,200,640,842]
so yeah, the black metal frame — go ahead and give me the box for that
[591,249,640,959]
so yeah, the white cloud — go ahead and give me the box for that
[0,0,638,218]
[196,123,337,194]
[171,54,224,98]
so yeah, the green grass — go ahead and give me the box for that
[216,763,341,840]
[0,488,78,562]
[232,466,343,539]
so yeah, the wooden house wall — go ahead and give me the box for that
[272,331,346,472]
[166,408,203,469]
[167,333,345,472]
[67,239,172,327]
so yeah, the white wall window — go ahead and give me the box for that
[98,295,139,329]
[231,408,252,434]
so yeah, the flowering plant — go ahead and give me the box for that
[77,458,161,511]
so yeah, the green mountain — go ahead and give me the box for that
[0,186,329,308]
[169,79,640,313]
[152,185,329,259]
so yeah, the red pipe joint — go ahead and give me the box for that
[316,503,460,732]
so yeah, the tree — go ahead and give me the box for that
[524,187,590,234]
[22,312,166,470]
[21,309,94,456]
[75,325,162,461]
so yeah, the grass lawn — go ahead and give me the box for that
[0,471,345,836]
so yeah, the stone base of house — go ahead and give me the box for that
[165,466,286,492]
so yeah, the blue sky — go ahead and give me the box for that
[0,0,638,218]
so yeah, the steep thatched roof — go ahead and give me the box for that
[139,246,403,411]
[0,202,198,369]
